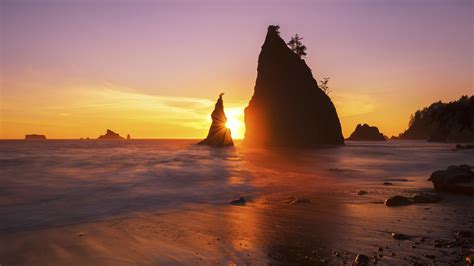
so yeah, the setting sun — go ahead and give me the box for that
[225,108,245,139]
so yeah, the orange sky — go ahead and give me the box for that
[1,0,472,139]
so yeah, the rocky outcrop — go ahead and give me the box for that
[98,129,124,140]
[399,95,474,142]
[428,165,474,195]
[244,25,344,147]
[347,124,385,141]
[198,94,233,147]
[25,134,47,140]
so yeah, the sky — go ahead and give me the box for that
[1,0,473,139]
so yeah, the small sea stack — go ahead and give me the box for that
[198,93,233,147]
[98,129,124,140]
[25,134,47,140]
[347,124,386,141]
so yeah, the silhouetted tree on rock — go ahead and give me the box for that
[198,93,234,147]
[319,77,330,96]
[287,34,307,58]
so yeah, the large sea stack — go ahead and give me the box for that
[244,25,344,147]
[198,94,233,147]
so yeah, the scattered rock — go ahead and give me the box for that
[455,230,471,238]
[466,249,473,266]
[384,195,413,206]
[287,197,311,205]
[428,165,474,195]
[77,232,86,237]
[456,144,474,150]
[357,190,368,195]
[392,233,409,240]
[412,193,441,203]
[383,182,393,186]
[230,197,246,205]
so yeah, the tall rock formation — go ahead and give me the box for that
[244,25,344,147]
[198,93,233,147]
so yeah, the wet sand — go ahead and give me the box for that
[0,140,473,265]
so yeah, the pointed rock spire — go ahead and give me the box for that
[244,25,344,147]
[198,93,234,146]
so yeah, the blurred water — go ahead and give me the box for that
[0,139,472,233]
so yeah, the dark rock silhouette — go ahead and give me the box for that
[198,93,233,147]
[127,134,131,140]
[244,25,344,147]
[455,144,474,150]
[25,134,46,140]
[384,195,413,206]
[347,123,386,141]
[399,95,474,142]
[428,165,474,195]
[98,129,124,140]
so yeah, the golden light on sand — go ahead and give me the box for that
[225,107,245,139]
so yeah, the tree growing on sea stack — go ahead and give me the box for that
[287,34,307,58]
[198,93,233,147]
[244,25,344,147]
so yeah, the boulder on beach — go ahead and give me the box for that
[456,144,474,150]
[244,25,344,147]
[412,193,441,203]
[24,134,47,140]
[230,197,245,205]
[347,124,386,141]
[354,254,369,265]
[98,129,124,140]
[198,93,233,147]
[384,195,413,206]
[428,165,474,195]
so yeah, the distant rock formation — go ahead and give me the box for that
[127,134,131,140]
[244,25,344,147]
[98,129,124,140]
[25,134,47,140]
[198,94,233,147]
[347,124,386,141]
[398,95,474,142]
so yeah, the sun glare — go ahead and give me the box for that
[225,108,245,139]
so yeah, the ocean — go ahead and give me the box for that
[1,139,473,264]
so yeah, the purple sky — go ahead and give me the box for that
[1,0,473,138]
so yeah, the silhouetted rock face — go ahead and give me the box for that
[25,134,46,140]
[98,129,124,140]
[244,26,344,147]
[399,95,474,142]
[347,124,386,141]
[198,94,233,147]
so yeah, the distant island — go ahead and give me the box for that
[198,93,233,147]
[98,129,124,140]
[25,134,47,140]
[398,95,474,142]
[244,25,344,147]
[347,124,386,141]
